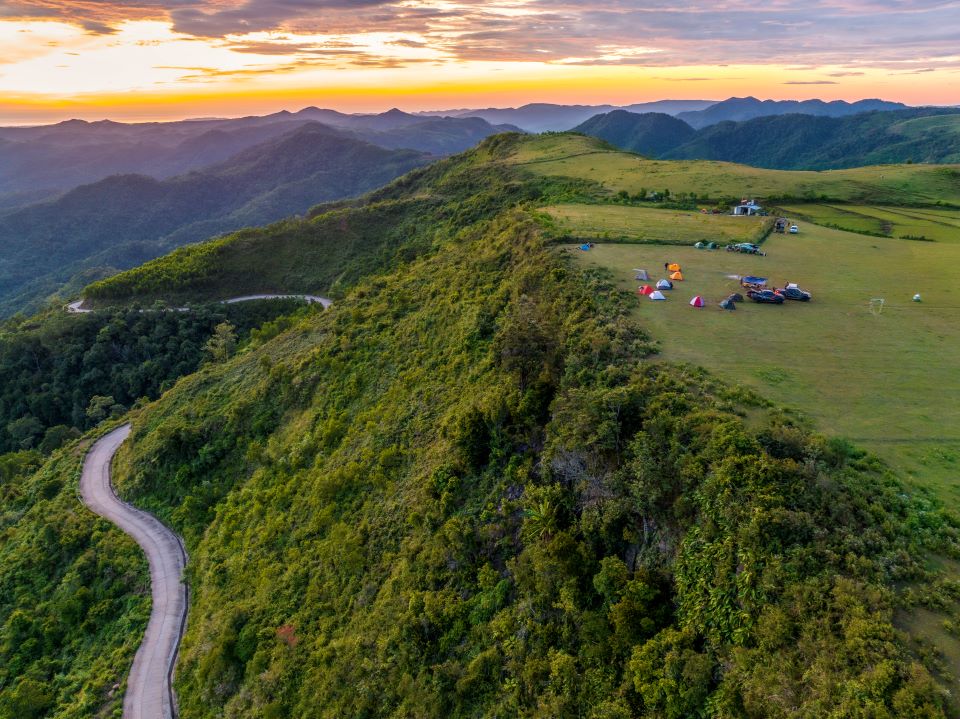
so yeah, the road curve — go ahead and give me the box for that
[80,424,187,719]
[67,293,331,313]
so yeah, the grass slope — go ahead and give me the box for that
[514,134,960,205]
[779,203,960,242]
[542,204,769,245]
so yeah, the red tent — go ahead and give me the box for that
[637,285,654,296]
[689,295,705,307]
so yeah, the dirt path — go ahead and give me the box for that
[67,294,332,313]
[79,425,187,719]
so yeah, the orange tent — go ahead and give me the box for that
[667,263,682,272]
[670,271,684,281]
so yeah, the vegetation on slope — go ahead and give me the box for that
[0,438,150,719]
[0,123,429,318]
[573,111,695,157]
[5,132,960,717]
[574,107,960,170]
[85,135,959,716]
[0,299,312,454]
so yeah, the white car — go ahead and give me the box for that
[789,225,799,234]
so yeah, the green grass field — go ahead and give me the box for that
[541,204,769,244]
[569,224,960,502]
[780,203,960,242]
[512,134,960,205]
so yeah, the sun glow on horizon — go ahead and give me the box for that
[0,7,958,124]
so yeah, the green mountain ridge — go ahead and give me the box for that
[3,133,960,717]
[0,123,431,319]
[575,107,960,169]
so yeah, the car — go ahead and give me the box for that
[746,289,785,304]
[726,242,766,255]
[778,286,811,301]
[789,225,799,234]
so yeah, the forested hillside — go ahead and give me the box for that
[576,107,960,169]
[0,124,429,318]
[4,133,957,717]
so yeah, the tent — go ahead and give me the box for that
[667,262,682,272]
[670,271,684,281]
[649,291,666,301]
[656,279,673,290]
[634,269,650,281]
[694,241,705,249]
[637,285,654,296]
[719,298,737,311]
[689,296,704,307]
[579,243,591,251]
[706,242,718,250]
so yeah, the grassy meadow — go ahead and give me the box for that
[568,223,960,502]
[780,203,960,242]
[541,203,770,244]
[512,134,960,205]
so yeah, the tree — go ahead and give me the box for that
[204,321,237,363]
[85,395,116,424]
[5,416,43,450]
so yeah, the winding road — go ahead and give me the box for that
[67,293,331,314]
[80,424,187,719]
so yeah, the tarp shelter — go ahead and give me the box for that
[667,263,682,272]
[649,291,666,301]
[720,298,737,310]
[689,296,705,307]
[670,271,684,281]
[656,279,673,290]
[634,269,650,281]
[637,285,654,296]
[579,244,591,251]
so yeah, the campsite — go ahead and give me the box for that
[569,219,960,503]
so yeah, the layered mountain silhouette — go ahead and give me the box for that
[0,123,433,316]
[575,106,960,168]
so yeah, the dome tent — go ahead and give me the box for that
[689,295,704,307]
[649,290,667,300]
[637,285,654,296]
[670,271,684,281]
[656,279,673,290]
[667,262,682,272]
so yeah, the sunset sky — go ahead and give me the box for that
[1,1,958,124]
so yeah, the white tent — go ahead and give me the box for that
[689,295,704,307]
[634,269,650,281]
[649,290,666,301]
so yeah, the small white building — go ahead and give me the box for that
[733,200,762,216]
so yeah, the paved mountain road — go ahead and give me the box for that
[80,424,187,719]
[67,293,331,313]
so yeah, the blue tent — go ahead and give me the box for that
[579,244,591,251]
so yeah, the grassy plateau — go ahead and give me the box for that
[569,224,960,501]
[542,204,770,245]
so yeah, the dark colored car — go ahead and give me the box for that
[746,289,785,304]
[779,286,812,301]
[726,242,766,255]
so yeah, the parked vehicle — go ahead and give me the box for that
[746,289,785,304]
[789,225,799,234]
[726,242,766,255]
[778,286,812,301]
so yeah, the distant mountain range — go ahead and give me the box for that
[675,97,908,129]
[575,106,960,169]
[0,122,435,317]
[0,108,517,206]
[417,101,716,132]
